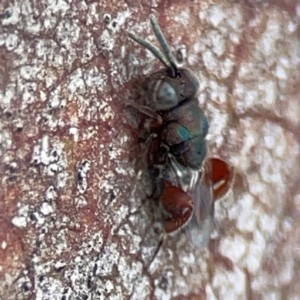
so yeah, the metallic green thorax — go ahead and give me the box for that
[160,99,208,169]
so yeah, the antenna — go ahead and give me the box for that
[128,15,178,77]
[149,15,178,77]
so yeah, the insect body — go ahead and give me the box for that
[128,16,233,244]
[129,15,208,170]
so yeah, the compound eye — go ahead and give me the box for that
[155,80,179,111]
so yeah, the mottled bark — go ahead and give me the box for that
[1,0,300,299]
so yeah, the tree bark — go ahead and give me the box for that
[1,0,300,299]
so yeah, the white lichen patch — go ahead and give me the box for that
[200,5,226,28]
[11,204,30,228]
[174,8,191,27]
[256,16,283,58]
[231,194,259,232]
[19,65,41,81]
[1,241,7,250]
[248,173,269,199]
[206,108,228,147]
[219,235,247,264]
[0,129,12,155]
[68,69,85,94]
[202,50,218,77]
[30,137,68,179]
[262,122,287,158]
[245,230,267,274]
[211,266,246,299]
[76,159,91,194]
[1,5,20,26]
[105,9,132,33]
[5,33,19,51]
[259,149,284,189]
[258,214,279,238]
[205,30,226,57]
[234,82,259,112]
[11,215,27,228]
[0,84,15,108]
[35,276,66,300]
[258,80,277,108]
[39,202,54,216]
[55,19,81,48]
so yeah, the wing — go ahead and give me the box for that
[161,156,215,247]
[184,157,234,247]
[183,158,215,247]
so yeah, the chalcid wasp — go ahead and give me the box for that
[128,15,234,247]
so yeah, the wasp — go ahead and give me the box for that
[128,16,233,246]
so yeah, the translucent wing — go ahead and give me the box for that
[161,156,214,247]
[183,158,215,247]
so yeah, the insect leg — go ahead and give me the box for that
[147,234,165,270]
[115,91,163,124]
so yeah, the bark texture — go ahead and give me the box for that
[1,0,300,299]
